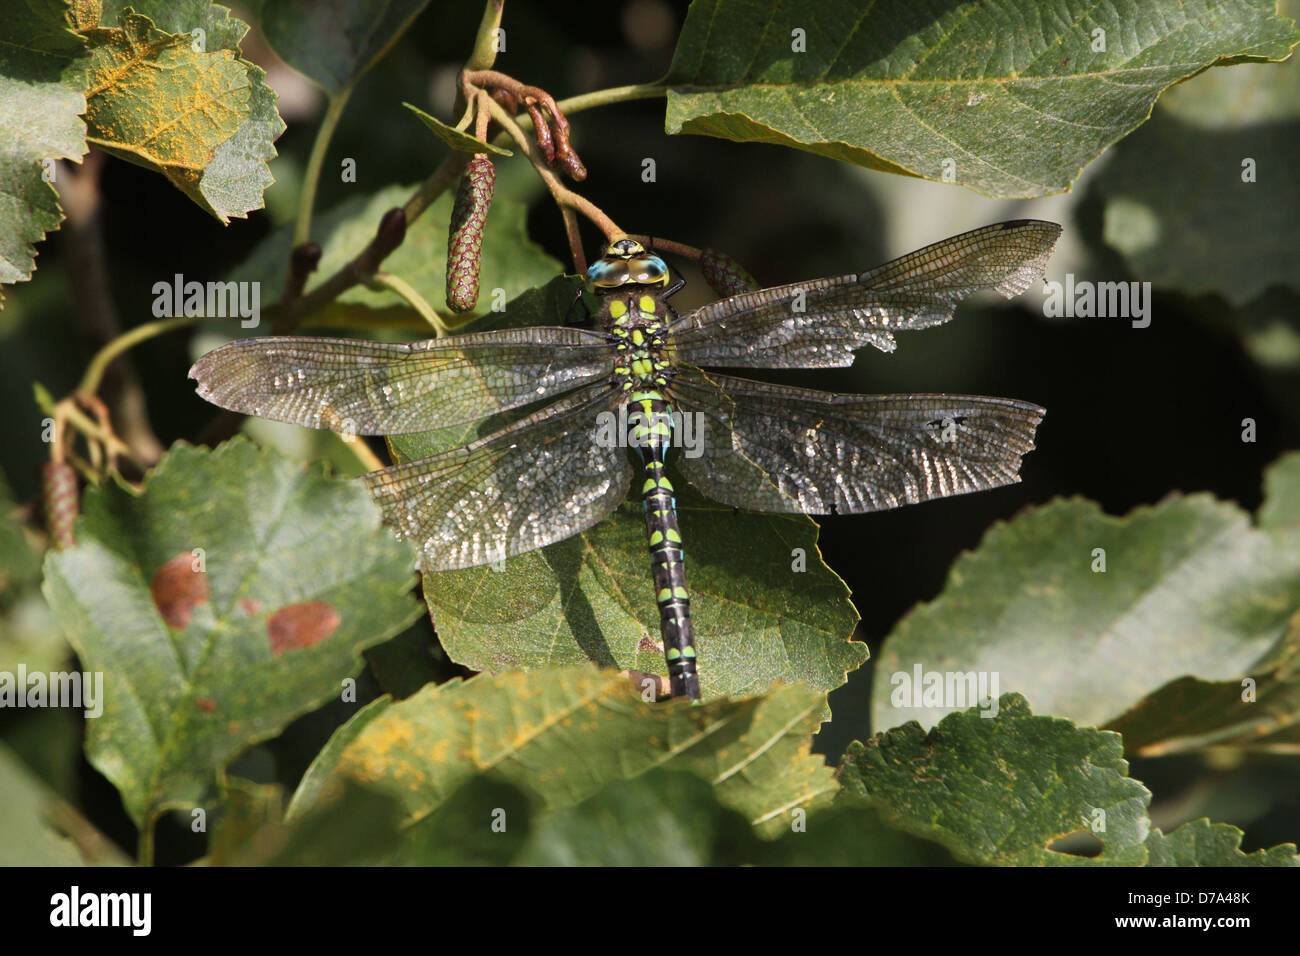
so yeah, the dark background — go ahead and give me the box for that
[3,0,1298,862]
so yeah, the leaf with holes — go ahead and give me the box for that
[41,438,420,827]
[665,0,1300,197]
[839,695,1152,865]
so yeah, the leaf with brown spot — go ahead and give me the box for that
[149,552,208,629]
[268,601,341,656]
[42,438,420,827]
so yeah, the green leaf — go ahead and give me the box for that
[516,770,755,865]
[1093,113,1297,305]
[260,0,430,97]
[288,765,959,865]
[403,102,511,157]
[416,488,864,701]
[99,0,250,51]
[1108,610,1300,757]
[516,769,961,865]
[665,0,1300,197]
[0,469,43,608]
[227,182,560,320]
[284,694,392,818]
[0,469,67,680]
[0,743,128,866]
[82,6,282,222]
[0,0,89,295]
[268,779,405,864]
[1260,449,1300,545]
[752,798,964,865]
[871,491,1300,735]
[1145,819,1298,866]
[1107,453,1300,755]
[41,438,420,827]
[839,695,1152,865]
[396,774,536,865]
[206,775,285,865]
[288,669,840,837]
[97,2,284,220]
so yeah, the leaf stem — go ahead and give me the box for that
[466,0,504,71]
[78,315,207,397]
[295,86,354,247]
[343,435,387,473]
[137,816,156,866]
[554,82,666,116]
[369,271,450,337]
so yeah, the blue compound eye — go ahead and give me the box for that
[629,254,669,284]
[586,258,629,287]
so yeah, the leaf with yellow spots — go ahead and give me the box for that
[80,6,282,222]
[287,667,839,838]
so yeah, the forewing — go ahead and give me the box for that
[670,369,1043,514]
[190,327,615,435]
[669,220,1061,368]
[362,384,631,571]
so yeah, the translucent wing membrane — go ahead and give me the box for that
[669,220,1061,369]
[189,327,616,435]
[362,384,630,571]
[670,368,1043,514]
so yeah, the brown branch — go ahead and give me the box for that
[58,150,163,472]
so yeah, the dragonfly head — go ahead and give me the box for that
[585,238,671,293]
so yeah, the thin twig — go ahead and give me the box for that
[370,271,449,336]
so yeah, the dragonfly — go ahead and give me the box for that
[191,219,1061,701]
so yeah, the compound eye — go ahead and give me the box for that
[586,258,629,287]
[629,254,668,284]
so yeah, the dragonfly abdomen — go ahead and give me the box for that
[631,394,700,701]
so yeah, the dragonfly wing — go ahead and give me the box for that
[669,369,1043,514]
[190,327,616,435]
[362,384,632,571]
[669,220,1061,368]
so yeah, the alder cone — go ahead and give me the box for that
[446,154,496,313]
[42,461,78,550]
[700,248,760,297]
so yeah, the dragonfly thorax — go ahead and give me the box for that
[606,292,673,392]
